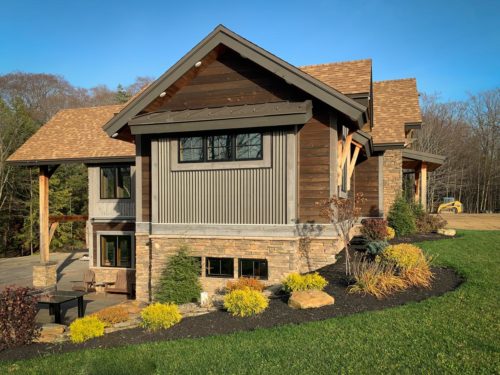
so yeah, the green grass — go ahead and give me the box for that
[2,230,499,374]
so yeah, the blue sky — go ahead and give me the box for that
[0,0,498,101]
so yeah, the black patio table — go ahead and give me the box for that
[37,290,86,324]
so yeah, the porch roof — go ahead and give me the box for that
[402,149,445,172]
[7,104,135,166]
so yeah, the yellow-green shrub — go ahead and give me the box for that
[91,305,129,327]
[348,258,407,299]
[69,316,105,343]
[226,278,265,292]
[140,302,182,331]
[378,243,433,288]
[224,289,268,317]
[386,227,396,240]
[282,272,328,293]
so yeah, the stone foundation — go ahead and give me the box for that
[134,234,342,303]
[383,149,403,215]
[33,262,57,289]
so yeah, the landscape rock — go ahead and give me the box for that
[35,323,67,343]
[288,290,334,309]
[438,228,456,236]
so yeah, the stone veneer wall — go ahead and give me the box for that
[383,149,403,215]
[134,234,342,303]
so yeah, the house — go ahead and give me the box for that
[7,25,444,302]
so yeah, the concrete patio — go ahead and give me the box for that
[0,251,127,324]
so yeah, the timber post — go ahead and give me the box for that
[421,162,427,211]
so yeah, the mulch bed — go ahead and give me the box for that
[0,240,463,362]
[388,232,455,245]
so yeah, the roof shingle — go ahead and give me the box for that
[7,105,135,164]
[300,59,372,95]
[372,78,422,144]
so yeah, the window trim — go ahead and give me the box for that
[205,257,235,278]
[96,231,135,269]
[178,132,264,164]
[170,132,272,171]
[99,164,133,200]
[238,258,268,280]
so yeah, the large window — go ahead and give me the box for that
[100,166,131,199]
[179,132,263,163]
[100,235,133,268]
[239,259,268,279]
[205,257,234,278]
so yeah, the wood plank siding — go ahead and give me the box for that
[353,156,381,217]
[153,131,289,224]
[143,48,305,113]
[298,112,331,223]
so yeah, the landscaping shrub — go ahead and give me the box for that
[0,286,40,350]
[155,246,202,304]
[69,316,105,343]
[282,272,328,293]
[386,227,396,240]
[366,240,389,256]
[410,203,447,233]
[387,196,416,236]
[361,218,389,241]
[223,289,269,317]
[140,303,182,332]
[379,243,433,288]
[226,278,265,292]
[92,305,129,327]
[348,258,407,299]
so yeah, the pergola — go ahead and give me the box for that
[402,149,445,209]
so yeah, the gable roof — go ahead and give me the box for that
[102,25,367,136]
[372,78,422,144]
[300,59,372,95]
[7,105,135,165]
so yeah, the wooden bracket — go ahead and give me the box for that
[49,222,59,244]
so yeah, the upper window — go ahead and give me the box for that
[179,132,263,163]
[100,166,131,199]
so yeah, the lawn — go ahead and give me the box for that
[2,230,499,374]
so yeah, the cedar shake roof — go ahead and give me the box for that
[300,59,372,95]
[372,78,422,144]
[7,104,135,164]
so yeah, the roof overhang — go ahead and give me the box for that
[128,101,312,135]
[103,25,367,137]
[7,156,135,167]
[402,149,445,172]
[372,142,406,152]
[405,122,422,132]
[352,129,373,157]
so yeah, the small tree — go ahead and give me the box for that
[388,196,416,236]
[319,193,364,275]
[155,246,202,304]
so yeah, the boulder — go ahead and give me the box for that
[438,228,456,236]
[35,323,67,343]
[288,290,334,309]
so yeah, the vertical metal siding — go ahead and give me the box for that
[156,131,287,224]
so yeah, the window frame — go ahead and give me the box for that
[205,257,234,278]
[238,258,268,280]
[178,131,264,164]
[97,231,135,269]
[99,164,132,200]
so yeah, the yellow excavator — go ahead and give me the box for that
[437,197,463,214]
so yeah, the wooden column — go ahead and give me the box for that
[39,166,50,264]
[415,171,420,203]
[421,162,428,211]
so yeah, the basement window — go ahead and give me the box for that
[205,257,234,278]
[100,165,131,199]
[100,234,133,268]
[179,132,263,163]
[239,259,268,280]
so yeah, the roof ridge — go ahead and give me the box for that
[300,58,372,69]
[56,104,124,113]
[374,78,416,84]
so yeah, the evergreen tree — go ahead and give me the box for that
[115,84,131,104]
